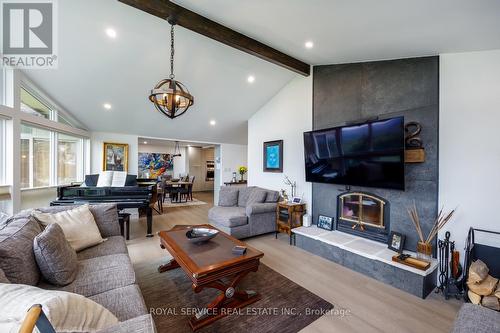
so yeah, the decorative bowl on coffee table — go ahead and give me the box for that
[186,227,219,244]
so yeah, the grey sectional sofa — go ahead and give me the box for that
[0,204,155,333]
[209,186,280,239]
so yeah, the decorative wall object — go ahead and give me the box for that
[263,140,283,172]
[138,153,173,178]
[317,215,333,231]
[103,142,128,171]
[405,122,423,149]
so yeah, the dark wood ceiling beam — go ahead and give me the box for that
[118,0,310,76]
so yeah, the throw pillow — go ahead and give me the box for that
[218,187,239,207]
[0,211,10,228]
[265,190,280,203]
[0,217,41,285]
[33,223,78,286]
[0,268,9,283]
[0,283,118,332]
[238,186,256,207]
[32,205,105,251]
[246,189,267,206]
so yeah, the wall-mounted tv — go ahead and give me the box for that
[303,116,405,190]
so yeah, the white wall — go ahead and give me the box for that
[219,144,248,183]
[439,49,500,255]
[248,75,312,205]
[138,143,187,177]
[90,132,139,174]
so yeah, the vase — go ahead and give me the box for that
[416,241,432,261]
[240,174,244,182]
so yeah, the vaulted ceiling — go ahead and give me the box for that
[24,0,500,144]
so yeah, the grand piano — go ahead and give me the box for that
[51,179,157,237]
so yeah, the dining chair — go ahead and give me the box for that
[186,176,195,201]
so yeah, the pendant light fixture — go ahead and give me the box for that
[172,141,182,158]
[149,17,194,119]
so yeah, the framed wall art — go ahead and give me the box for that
[103,142,128,171]
[263,140,283,172]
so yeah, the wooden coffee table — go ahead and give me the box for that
[157,225,264,331]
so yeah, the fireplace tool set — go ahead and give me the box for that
[437,231,464,299]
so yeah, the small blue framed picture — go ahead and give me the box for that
[263,140,283,173]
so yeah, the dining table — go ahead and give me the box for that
[164,180,193,203]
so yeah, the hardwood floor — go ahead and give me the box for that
[127,191,461,333]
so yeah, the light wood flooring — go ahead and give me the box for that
[126,191,462,333]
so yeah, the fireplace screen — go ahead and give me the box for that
[339,192,385,230]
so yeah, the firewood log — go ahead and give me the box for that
[467,275,498,296]
[468,260,489,284]
[468,290,482,305]
[482,296,500,311]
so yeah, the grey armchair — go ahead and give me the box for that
[208,186,280,239]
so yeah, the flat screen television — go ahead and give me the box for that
[303,116,405,190]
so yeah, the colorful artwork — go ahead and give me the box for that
[103,142,128,171]
[138,153,173,178]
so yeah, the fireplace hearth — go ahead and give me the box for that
[336,192,390,243]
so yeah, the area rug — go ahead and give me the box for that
[162,198,207,208]
[134,259,333,333]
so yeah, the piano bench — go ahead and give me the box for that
[118,213,131,240]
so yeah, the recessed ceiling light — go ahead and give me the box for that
[210,120,216,126]
[143,141,148,144]
[103,103,112,110]
[105,28,117,39]
[305,41,314,49]
[247,75,255,83]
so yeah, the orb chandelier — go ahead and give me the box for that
[149,18,194,119]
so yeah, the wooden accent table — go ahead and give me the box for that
[275,202,306,245]
[158,225,264,331]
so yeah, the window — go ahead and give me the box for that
[21,125,51,188]
[0,68,13,107]
[20,124,86,189]
[20,88,52,119]
[58,133,83,185]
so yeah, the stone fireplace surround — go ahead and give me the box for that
[305,56,439,297]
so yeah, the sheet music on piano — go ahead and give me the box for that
[111,171,127,187]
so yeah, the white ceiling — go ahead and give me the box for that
[176,0,500,65]
[24,0,500,145]
[23,0,296,145]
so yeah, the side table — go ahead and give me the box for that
[275,201,306,245]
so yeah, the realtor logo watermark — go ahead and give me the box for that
[1,0,58,68]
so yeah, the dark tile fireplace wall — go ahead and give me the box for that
[312,56,439,252]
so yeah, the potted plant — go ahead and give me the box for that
[238,166,247,182]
